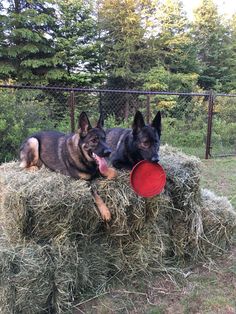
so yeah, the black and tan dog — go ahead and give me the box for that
[19,112,117,221]
[106,111,161,170]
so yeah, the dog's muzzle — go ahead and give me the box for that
[102,148,112,157]
[151,156,159,163]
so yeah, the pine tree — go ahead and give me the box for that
[54,0,100,86]
[192,0,232,91]
[143,0,199,93]
[0,0,66,84]
[98,0,151,89]
[225,13,236,92]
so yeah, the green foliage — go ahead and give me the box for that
[0,0,65,84]
[53,0,99,86]
[162,114,236,158]
[1,0,236,94]
[0,88,55,163]
[152,0,199,75]
[215,94,236,123]
[162,116,207,148]
[105,114,133,129]
[211,118,236,147]
[142,65,199,92]
[0,0,236,163]
[98,0,151,88]
[192,0,235,92]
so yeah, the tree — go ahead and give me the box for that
[192,0,233,91]
[54,0,101,86]
[141,0,200,116]
[224,13,236,92]
[98,0,152,89]
[152,0,199,75]
[0,0,66,84]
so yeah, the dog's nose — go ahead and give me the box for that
[151,156,159,163]
[103,149,112,157]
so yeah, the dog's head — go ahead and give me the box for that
[132,110,161,163]
[78,112,112,161]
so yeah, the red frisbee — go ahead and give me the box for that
[130,160,166,198]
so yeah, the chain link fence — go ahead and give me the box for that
[0,84,235,163]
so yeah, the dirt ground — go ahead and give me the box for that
[75,246,236,314]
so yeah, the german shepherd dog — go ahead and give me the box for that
[19,112,117,221]
[106,111,161,170]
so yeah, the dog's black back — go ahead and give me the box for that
[106,111,161,170]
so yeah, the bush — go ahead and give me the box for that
[162,117,206,148]
[0,89,56,163]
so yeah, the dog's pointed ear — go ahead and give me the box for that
[78,112,92,136]
[96,112,104,129]
[132,111,145,134]
[152,111,161,137]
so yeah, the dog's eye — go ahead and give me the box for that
[92,138,98,143]
[142,141,150,148]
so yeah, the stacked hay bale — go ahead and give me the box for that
[0,161,172,312]
[0,145,235,313]
[160,146,236,261]
[200,189,236,256]
[0,240,53,314]
[160,146,204,260]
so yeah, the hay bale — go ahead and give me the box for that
[0,237,111,314]
[169,188,236,261]
[0,162,104,243]
[100,193,174,280]
[0,239,15,314]
[0,239,53,314]
[1,146,236,312]
[105,223,171,279]
[0,162,165,244]
[199,188,236,255]
[160,145,201,209]
[49,238,110,314]
[95,176,173,235]
[170,204,203,260]
[92,172,146,235]
[158,146,205,261]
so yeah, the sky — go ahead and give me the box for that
[182,0,236,20]
[2,0,236,20]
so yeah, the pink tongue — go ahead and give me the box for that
[94,155,109,174]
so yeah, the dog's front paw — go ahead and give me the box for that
[104,167,117,180]
[100,206,111,221]
[26,165,40,172]
[93,191,111,222]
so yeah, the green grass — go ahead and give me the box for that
[201,157,236,208]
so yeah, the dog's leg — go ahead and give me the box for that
[20,138,41,171]
[92,190,111,221]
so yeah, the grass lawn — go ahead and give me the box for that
[75,157,236,314]
[201,157,236,208]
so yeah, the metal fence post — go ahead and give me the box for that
[99,91,103,115]
[68,91,75,133]
[124,93,129,121]
[146,94,150,124]
[205,90,214,159]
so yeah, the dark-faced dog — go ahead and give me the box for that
[20,112,117,221]
[106,111,161,170]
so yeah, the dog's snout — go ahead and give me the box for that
[103,148,112,157]
[151,156,159,163]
